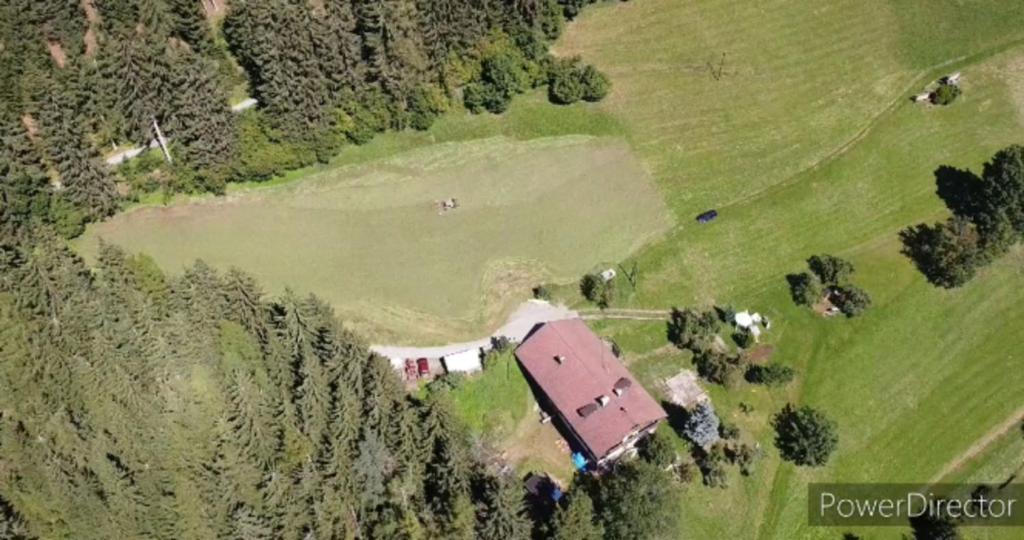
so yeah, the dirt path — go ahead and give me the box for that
[370,300,577,361]
[579,308,670,320]
[927,405,1024,485]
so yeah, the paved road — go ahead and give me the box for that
[370,300,578,361]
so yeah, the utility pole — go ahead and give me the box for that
[151,116,172,164]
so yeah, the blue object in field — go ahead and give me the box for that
[551,487,564,502]
[571,452,588,471]
[696,209,718,223]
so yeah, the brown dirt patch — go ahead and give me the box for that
[745,345,775,364]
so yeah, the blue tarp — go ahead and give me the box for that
[551,487,564,502]
[571,452,588,471]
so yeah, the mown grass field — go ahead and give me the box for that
[552,0,1024,538]
[79,134,670,344]
[78,0,1024,536]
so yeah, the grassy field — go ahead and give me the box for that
[78,0,1024,536]
[441,352,577,482]
[550,0,1024,538]
[79,134,670,344]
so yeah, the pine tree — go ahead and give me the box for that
[548,491,603,540]
[166,0,214,51]
[37,75,119,220]
[166,45,238,192]
[476,474,531,540]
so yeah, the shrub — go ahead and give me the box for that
[732,329,753,349]
[639,429,678,469]
[694,351,745,388]
[546,58,610,105]
[532,284,552,300]
[231,110,306,182]
[579,273,602,302]
[773,404,838,466]
[718,422,739,440]
[579,273,614,308]
[788,271,823,306]
[580,64,610,102]
[667,308,719,352]
[596,277,616,309]
[406,84,449,131]
[725,442,760,476]
[464,46,530,114]
[695,443,729,488]
[833,285,871,317]
[489,335,513,353]
[714,304,736,323]
[547,59,585,105]
[746,363,796,386]
[675,460,697,484]
[933,83,961,106]
[807,254,854,286]
[899,217,990,288]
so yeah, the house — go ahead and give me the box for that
[442,348,483,374]
[515,319,667,468]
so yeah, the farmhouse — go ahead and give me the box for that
[515,319,667,468]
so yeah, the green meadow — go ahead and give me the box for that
[77,0,1024,537]
[555,0,1024,538]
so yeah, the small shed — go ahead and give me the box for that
[600,268,617,282]
[443,348,483,374]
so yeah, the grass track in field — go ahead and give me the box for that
[553,1,1024,538]
[80,135,670,344]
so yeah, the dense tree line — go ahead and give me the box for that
[1,0,611,238]
[0,228,553,539]
[901,145,1024,288]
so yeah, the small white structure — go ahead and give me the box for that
[945,72,961,85]
[913,92,932,103]
[734,311,754,328]
[443,348,483,374]
[749,325,762,341]
[751,312,763,324]
[600,268,617,282]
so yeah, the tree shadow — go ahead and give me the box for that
[785,273,808,305]
[661,400,690,436]
[934,165,982,218]
[898,223,941,285]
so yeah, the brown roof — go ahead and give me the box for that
[515,319,667,461]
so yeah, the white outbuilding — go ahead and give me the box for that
[443,348,483,374]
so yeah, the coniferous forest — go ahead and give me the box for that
[0,0,606,238]
[0,2,665,539]
[0,232,511,539]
